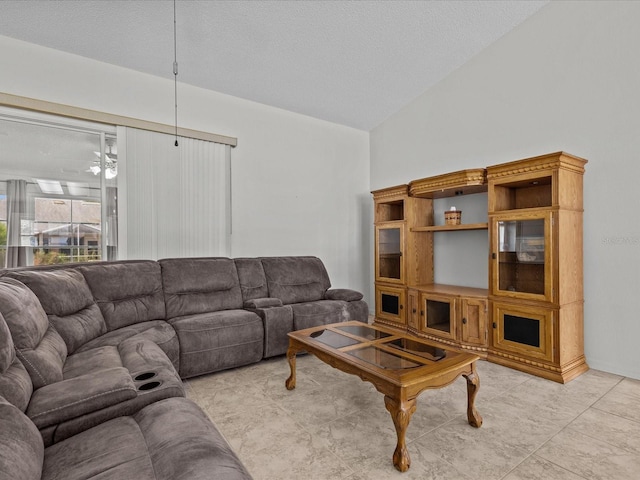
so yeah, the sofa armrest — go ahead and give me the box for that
[324,288,363,302]
[244,297,283,309]
[27,367,137,429]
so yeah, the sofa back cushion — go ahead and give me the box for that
[6,269,107,354]
[0,278,67,389]
[0,396,44,480]
[234,258,269,301]
[261,256,331,305]
[160,258,243,318]
[0,313,33,412]
[78,261,166,331]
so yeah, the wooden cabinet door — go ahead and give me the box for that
[419,292,456,341]
[490,211,554,303]
[375,224,405,284]
[375,285,406,326]
[460,297,487,346]
[492,301,554,362]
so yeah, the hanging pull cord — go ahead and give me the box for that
[173,0,179,147]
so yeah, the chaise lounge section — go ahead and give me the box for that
[0,276,184,446]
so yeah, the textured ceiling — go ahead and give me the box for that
[0,0,548,131]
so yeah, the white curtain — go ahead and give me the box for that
[105,185,118,261]
[4,179,33,268]
[118,127,231,260]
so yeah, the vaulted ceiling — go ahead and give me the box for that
[0,0,548,130]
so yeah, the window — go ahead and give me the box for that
[0,107,117,267]
[32,198,102,264]
[1,106,231,267]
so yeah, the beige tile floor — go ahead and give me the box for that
[185,354,640,480]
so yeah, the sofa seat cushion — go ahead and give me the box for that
[74,320,180,372]
[169,310,263,378]
[43,415,155,480]
[65,335,179,380]
[27,367,137,430]
[36,338,184,446]
[62,346,124,379]
[41,397,252,480]
[6,269,107,354]
[290,300,349,330]
[261,256,331,305]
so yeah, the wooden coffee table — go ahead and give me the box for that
[285,321,482,472]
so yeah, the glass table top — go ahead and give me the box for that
[310,329,361,348]
[347,346,422,369]
[308,324,447,370]
[386,338,446,362]
[336,324,392,340]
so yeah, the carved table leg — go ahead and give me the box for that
[384,395,417,472]
[463,363,483,428]
[285,346,297,390]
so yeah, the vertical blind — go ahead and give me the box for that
[119,127,231,260]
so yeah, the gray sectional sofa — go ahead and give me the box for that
[0,256,368,479]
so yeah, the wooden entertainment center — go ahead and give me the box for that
[372,152,588,383]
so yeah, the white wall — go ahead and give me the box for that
[371,1,640,379]
[0,34,371,304]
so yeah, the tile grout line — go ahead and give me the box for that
[514,376,627,480]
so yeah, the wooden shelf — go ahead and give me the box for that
[410,223,488,232]
[413,283,489,297]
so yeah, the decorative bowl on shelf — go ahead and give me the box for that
[516,251,538,262]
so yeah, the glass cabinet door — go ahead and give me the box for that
[491,212,553,302]
[375,225,404,283]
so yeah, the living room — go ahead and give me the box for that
[1,1,639,479]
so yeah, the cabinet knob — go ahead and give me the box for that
[412,308,416,313]
[492,322,497,329]
[492,252,496,259]
[462,317,467,324]
[399,304,403,310]
[420,310,424,316]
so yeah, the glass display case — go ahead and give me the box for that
[491,212,552,302]
[375,225,403,282]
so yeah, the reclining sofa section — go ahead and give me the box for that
[1,255,367,379]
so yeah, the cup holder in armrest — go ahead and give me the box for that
[138,381,162,391]
[134,372,157,381]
